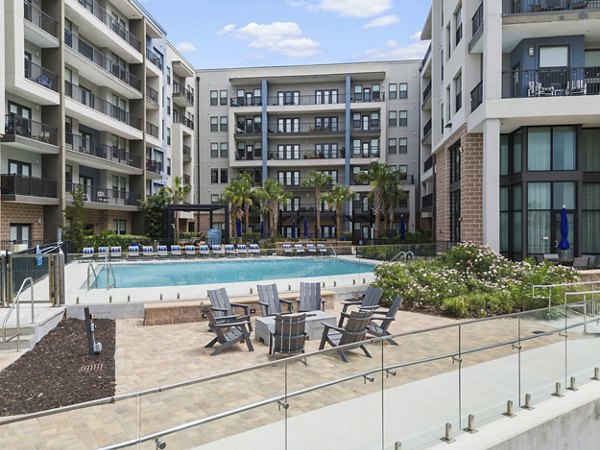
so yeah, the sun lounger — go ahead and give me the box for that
[294,244,306,254]
[212,244,225,256]
[170,245,182,258]
[185,245,196,258]
[127,245,140,259]
[97,246,109,260]
[236,244,248,256]
[306,244,318,254]
[142,246,155,258]
[317,243,328,254]
[81,247,94,261]
[249,244,261,255]
[156,245,169,258]
[110,246,122,260]
[282,244,293,255]
[224,244,236,256]
[199,244,211,256]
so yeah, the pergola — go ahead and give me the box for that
[163,204,229,243]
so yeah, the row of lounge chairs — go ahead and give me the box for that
[282,243,329,255]
[80,244,263,261]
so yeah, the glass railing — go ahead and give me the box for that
[66,133,142,169]
[24,59,59,92]
[471,80,483,111]
[66,182,141,206]
[146,159,163,174]
[146,121,159,138]
[4,299,600,449]
[1,174,58,198]
[173,113,194,130]
[146,85,159,105]
[182,145,192,160]
[502,66,600,98]
[76,0,141,51]
[146,48,163,70]
[4,113,58,145]
[172,81,194,105]
[23,0,58,38]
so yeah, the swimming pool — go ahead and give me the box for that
[91,257,374,289]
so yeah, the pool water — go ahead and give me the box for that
[92,257,373,289]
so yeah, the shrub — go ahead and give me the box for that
[443,297,468,318]
[82,231,152,249]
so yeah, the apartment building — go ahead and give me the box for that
[420,0,600,259]
[0,0,198,247]
[196,61,421,240]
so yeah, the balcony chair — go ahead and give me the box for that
[206,287,252,333]
[201,304,254,356]
[319,310,374,363]
[270,313,307,360]
[366,295,404,345]
[338,286,383,326]
[297,282,326,312]
[257,283,294,317]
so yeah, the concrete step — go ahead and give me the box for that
[2,325,36,336]
[0,334,35,351]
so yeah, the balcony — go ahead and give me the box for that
[146,159,163,175]
[470,80,484,111]
[423,156,433,173]
[420,43,432,71]
[67,133,142,169]
[263,93,348,107]
[172,82,194,107]
[183,174,191,185]
[182,145,192,161]
[350,124,381,137]
[75,0,141,52]
[262,148,346,161]
[146,121,159,138]
[67,183,141,207]
[1,174,57,199]
[146,48,163,70]
[422,118,432,138]
[422,81,432,104]
[24,0,59,40]
[173,112,194,130]
[267,122,345,137]
[279,203,335,215]
[350,150,381,159]
[3,114,59,149]
[469,2,484,52]
[146,85,159,108]
[422,193,433,209]
[235,124,262,137]
[65,81,142,130]
[502,0,600,14]
[24,59,58,92]
[64,29,141,93]
[501,67,600,98]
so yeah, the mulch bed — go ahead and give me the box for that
[0,317,115,417]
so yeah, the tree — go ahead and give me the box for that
[381,171,406,236]
[223,173,255,237]
[254,179,290,238]
[356,161,393,239]
[165,176,191,241]
[139,187,172,239]
[322,184,355,239]
[63,184,88,252]
[302,171,332,239]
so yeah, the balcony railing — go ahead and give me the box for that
[279,202,335,214]
[146,159,163,174]
[264,93,349,107]
[146,121,159,138]
[24,0,58,38]
[183,174,191,185]
[422,81,432,103]
[501,66,600,98]
[64,29,141,92]
[350,124,381,135]
[173,113,194,130]
[422,193,433,209]
[182,145,192,160]
[267,122,345,135]
[76,0,141,51]
[472,2,484,38]
[1,174,57,198]
[146,85,159,105]
[420,42,432,70]
[24,59,58,92]
[471,80,484,111]
[503,0,600,14]
[146,48,163,70]
[172,82,194,105]
[260,148,346,161]
[422,118,432,137]
[67,183,141,206]
[424,156,433,172]
[4,114,58,146]
[65,81,142,130]
[67,133,142,169]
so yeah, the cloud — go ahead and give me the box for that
[175,41,197,53]
[234,22,320,58]
[218,24,236,35]
[363,14,399,28]
[316,0,392,18]
[362,34,430,60]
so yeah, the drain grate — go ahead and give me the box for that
[80,363,103,373]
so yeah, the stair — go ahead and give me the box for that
[0,325,36,351]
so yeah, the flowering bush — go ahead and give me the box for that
[374,242,578,317]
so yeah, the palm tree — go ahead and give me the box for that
[223,173,254,238]
[254,179,290,237]
[302,171,332,238]
[381,171,406,237]
[165,176,191,241]
[322,184,355,239]
[356,161,392,239]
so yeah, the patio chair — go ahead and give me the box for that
[306,244,318,254]
[583,255,597,269]
[127,245,140,260]
[81,247,94,262]
[170,245,182,258]
[316,243,328,254]
[97,246,109,260]
[212,244,225,256]
[338,286,383,326]
[282,243,293,255]
[294,244,306,254]
[198,244,210,256]
[257,283,294,317]
[224,244,236,256]
[185,245,196,258]
[573,257,590,270]
[109,246,122,260]
[319,310,374,363]
[543,253,559,261]
[366,295,403,345]
[207,287,252,331]
[156,245,169,258]
[249,243,261,255]
[236,244,248,256]
[270,313,307,359]
[201,304,254,356]
[142,245,155,259]
[297,282,326,312]
[568,79,587,95]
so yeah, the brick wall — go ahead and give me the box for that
[84,209,132,234]
[0,203,45,242]
[197,213,226,236]
[435,149,450,242]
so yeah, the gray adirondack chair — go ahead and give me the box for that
[270,313,307,361]
[338,286,383,326]
[207,287,252,331]
[257,284,294,317]
[366,295,403,345]
[297,282,326,312]
[319,310,374,362]
[201,305,254,356]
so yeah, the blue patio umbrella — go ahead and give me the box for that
[558,205,569,250]
[236,218,242,238]
[399,216,406,241]
[292,221,297,239]
[303,217,309,238]
[35,245,43,267]
[260,220,265,238]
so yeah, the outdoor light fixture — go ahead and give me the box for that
[528,47,535,57]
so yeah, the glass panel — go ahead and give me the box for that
[582,129,600,172]
[527,128,551,171]
[500,135,509,176]
[552,182,575,209]
[528,211,551,254]
[513,184,522,211]
[582,212,600,253]
[513,211,522,252]
[513,131,522,174]
[539,46,568,68]
[552,126,576,171]
[528,182,550,209]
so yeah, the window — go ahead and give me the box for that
[253,88,261,105]
[389,84,397,100]
[113,220,126,235]
[450,141,461,184]
[277,118,300,133]
[527,126,576,171]
[388,138,397,154]
[210,116,218,132]
[277,91,300,105]
[321,170,337,184]
[398,165,408,181]
[210,142,218,158]
[315,89,338,104]
[8,160,32,176]
[167,127,171,146]
[399,110,408,126]
[10,224,31,246]
[583,183,600,253]
[399,137,408,154]
[277,171,300,186]
[211,194,220,204]
[112,176,126,200]
[399,83,408,99]
[454,73,462,112]
[220,168,228,184]
[219,116,228,132]
[539,46,569,68]
[454,4,463,46]
[167,98,171,116]
[220,90,228,105]
[236,89,245,106]
[353,84,362,102]
[582,129,600,171]
[220,142,228,158]
[211,169,218,183]
[500,135,509,176]
[315,116,338,132]
[372,84,381,101]
[388,111,397,127]
[210,90,218,106]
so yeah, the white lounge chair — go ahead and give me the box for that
[127,245,140,259]
[236,244,248,256]
[224,244,236,256]
[81,247,94,261]
[156,245,169,258]
[170,245,182,258]
[110,246,122,260]
[212,244,225,256]
[282,244,293,255]
[306,244,318,254]
[142,245,155,258]
[185,245,196,258]
[317,243,328,254]
[97,246,109,260]
[199,244,211,256]
[249,244,261,255]
[294,244,306,254]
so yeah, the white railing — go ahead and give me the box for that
[2,277,34,351]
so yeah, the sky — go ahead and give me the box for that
[140,0,432,69]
